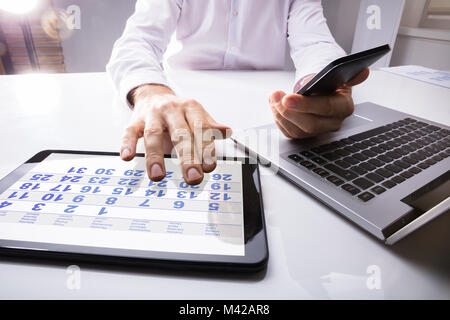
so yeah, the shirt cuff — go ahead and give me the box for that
[119,71,170,108]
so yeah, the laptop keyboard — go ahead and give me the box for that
[287,118,449,202]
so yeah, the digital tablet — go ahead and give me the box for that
[0,150,268,272]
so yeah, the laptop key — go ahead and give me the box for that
[409,167,422,174]
[385,164,402,174]
[377,154,393,163]
[417,162,430,169]
[394,160,411,169]
[366,172,384,183]
[343,157,360,165]
[382,180,397,189]
[323,152,341,161]
[368,158,384,167]
[327,175,344,186]
[311,157,327,165]
[358,192,375,202]
[392,176,406,184]
[300,160,316,170]
[336,160,351,169]
[351,166,368,175]
[371,186,386,195]
[353,153,369,161]
[324,164,357,180]
[288,154,303,162]
[312,168,330,177]
[360,162,377,171]
[353,178,375,190]
[300,151,315,158]
[375,168,394,178]
[400,171,414,179]
[341,184,361,195]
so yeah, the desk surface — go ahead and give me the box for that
[0,70,449,299]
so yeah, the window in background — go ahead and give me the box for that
[421,0,450,29]
[0,0,67,74]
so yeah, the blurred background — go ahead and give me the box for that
[0,0,449,75]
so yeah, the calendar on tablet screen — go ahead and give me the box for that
[0,153,245,256]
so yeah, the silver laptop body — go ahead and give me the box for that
[232,102,449,244]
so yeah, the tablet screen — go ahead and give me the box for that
[0,153,245,256]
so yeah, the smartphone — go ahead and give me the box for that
[297,44,391,96]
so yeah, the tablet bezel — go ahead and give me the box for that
[0,150,268,272]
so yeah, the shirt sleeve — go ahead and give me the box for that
[287,0,346,91]
[106,0,182,107]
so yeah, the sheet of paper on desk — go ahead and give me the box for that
[380,65,450,89]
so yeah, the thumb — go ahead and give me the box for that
[344,68,370,87]
[269,90,287,106]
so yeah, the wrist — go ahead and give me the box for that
[128,84,175,106]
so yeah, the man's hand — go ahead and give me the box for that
[121,84,231,185]
[269,68,370,139]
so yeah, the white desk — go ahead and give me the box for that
[0,70,449,299]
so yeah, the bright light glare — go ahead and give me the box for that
[0,0,39,14]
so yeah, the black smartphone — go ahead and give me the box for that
[297,44,391,96]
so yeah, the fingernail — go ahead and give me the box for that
[187,167,201,181]
[122,148,130,158]
[150,163,164,178]
[283,97,295,108]
[271,92,282,104]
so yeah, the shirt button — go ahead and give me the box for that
[231,46,238,52]
[233,10,238,16]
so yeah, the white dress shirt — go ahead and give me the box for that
[106,0,346,106]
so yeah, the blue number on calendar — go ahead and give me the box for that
[148,180,167,188]
[165,171,173,179]
[145,189,166,197]
[139,199,150,207]
[30,174,53,181]
[112,187,133,195]
[211,174,232,181]
[60,176,82,183]
[64,205,78,213]
[118,178,139,186]
[50,184,72,192]
[8,192,29,200]
[211,183,231,191]
[72,195,85,203]
[179,182,199,189]
[95,168,115,175]
[177,191,197,199]
[124,169,144,177]
[98,207,108,215]
[20,183,40,190]
[173,201,184,209]
[209,203,219,211]
[211,193,231,201]
[67,167,87,174]
[0,201,12,208]
[41,193,64,202]
[80,186,101,193]
[105,197,118,205]
[32,203,45,211]
[88,177,110,184]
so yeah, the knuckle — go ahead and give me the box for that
[143,126,164,137]
[303,120,318,134]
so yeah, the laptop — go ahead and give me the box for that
[232,102,449,244]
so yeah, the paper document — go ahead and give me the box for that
[380,65,450,89]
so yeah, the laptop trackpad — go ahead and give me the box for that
[340,113,373,132]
